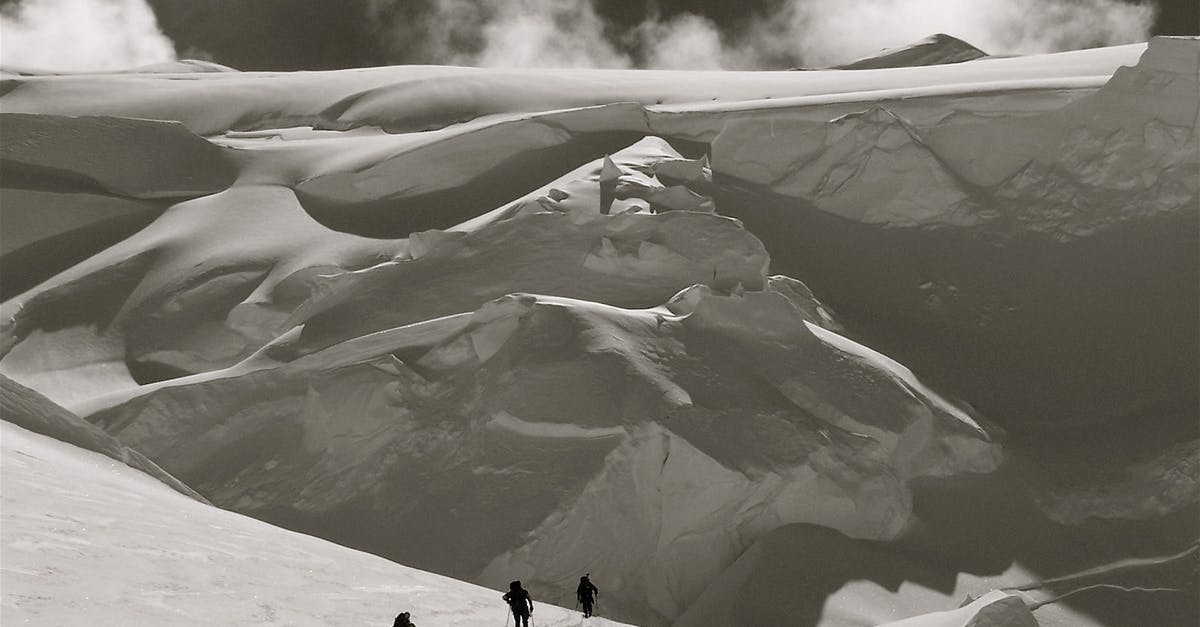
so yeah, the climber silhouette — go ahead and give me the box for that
[577,573,599,618]
[502,580,534,627]
[393,611,415,627]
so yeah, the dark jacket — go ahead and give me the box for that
[577,579,598,602]
[503,587,533,615]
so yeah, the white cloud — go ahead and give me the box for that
[473,0,629,69]
[638,14,729,70]
[755,0,1156,67]
[1,0,175,71]
[374,0,1155,70]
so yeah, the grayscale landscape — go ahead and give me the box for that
[1,1,1197,625]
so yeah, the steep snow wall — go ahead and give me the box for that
[84,290,998,625]
[709,37,1199,430]
[0,114,236,198]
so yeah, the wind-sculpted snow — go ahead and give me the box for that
[0,138,757,412]
[0,43,1141,135]
[0,185,406,407]
[0,114,236,198]
[84,289,999,624]
[876,592,1038,627]
[1,36,1196,627]
[834,34,989,70]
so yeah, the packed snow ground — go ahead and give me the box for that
[0,420,635,627]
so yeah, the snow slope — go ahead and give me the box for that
[1,35,1196,627]
[0,420,636,627]
[78,287,997,624]
[0,373,205,502]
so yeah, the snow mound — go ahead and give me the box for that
[878,591,1036,627]
[836,34,989,70]
[0,421,636,627]
[456,136,714,232]
[292,197,767,352]
[126,59,240,74]
[0,185,405,407]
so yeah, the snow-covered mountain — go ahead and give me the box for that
[2,35,1196,627]
[0,384,636,626]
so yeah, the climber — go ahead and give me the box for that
[392,611,416,627]
[577,573,599,618]
[502,580,534,627]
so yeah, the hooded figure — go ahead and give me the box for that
[576,574,599,618]
[393,611,415,627]
[502,580,534,627]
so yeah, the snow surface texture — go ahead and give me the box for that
[1,36,1197,627]
[0,420,636,627]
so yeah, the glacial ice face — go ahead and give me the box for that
[712,106,983,228]
[712,37,1198,238]
[85,290,999,624]
[707,37,1199,433]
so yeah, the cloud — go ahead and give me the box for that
[637,14,729,70]
[371,0,1155,70]
[753,0,1157,67]
[473,0,629,68]
[0,0,176,71]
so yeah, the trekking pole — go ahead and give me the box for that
[504,609,510,627]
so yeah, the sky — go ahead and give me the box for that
[0,0,1194,72]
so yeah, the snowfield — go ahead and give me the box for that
[0,419,635,627]
[2,34,1196,627]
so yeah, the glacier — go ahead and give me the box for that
[2,35,1196,627]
